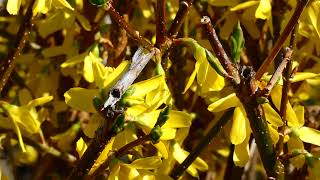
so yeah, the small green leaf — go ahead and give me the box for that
[205,50,228,77]
[110,114,125,135]
[230,21,245,64]
[92,96,103,110]
[155,106,170,127]
[150,125,163,143]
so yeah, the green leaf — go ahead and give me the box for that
[230,21,245,64]
[205,50,228,77]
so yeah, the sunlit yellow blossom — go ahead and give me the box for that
[215,0,272,39]
[7,0,74,15]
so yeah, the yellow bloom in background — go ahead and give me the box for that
[6,0,74,15]
[0,95,53,152]
[213,0,272,39]
[270,86,320,168]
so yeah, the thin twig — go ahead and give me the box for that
[0,0,35,94]
[155,0,167,46]
[200,16,240,84]
[260,48,293,97]
[255,0,309,80]
[276,29,296,159]
[168,0,193,38]
[105,3,154,51]
[170,109,234,179]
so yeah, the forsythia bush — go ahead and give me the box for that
[0,0,320,179]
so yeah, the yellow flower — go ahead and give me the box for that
[271,92,320,169]
[207,91,283,166]
[216,0,272,39]
[6,0,74,15]
[0,95,53,152]
[183,40,225,94]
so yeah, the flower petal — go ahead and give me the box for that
[7,0,21,15]
[130,156,162,169]
[233,135,250,167]
[298,127,320,146]
[64,88,99,113]
[263,103,283,127]
[230,106,247,145]
[208,93,240,112]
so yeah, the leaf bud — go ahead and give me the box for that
[150,125,162,143]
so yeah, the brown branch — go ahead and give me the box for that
[255,0,309,80]
[260,48,293,97]
[155,0,167,46]
[105,3,154,51]
[168,0,193,38]
[276,30,296,158]
[0,0,35,94]
[67,115,120,179]
[200,16,240,84]
[115,135,150,157]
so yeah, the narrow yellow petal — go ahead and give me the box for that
[33,0,49,14]
[292,72,320,83]
[255,0,271,20]
[130,156,162,169]
[197,61,209,86]
[208,93,240,112]
[230,1,259,11]
[263,103,283,127]
[293,105,305,127]
[89,138,115,174]
[130,75,164,97]
[268,124,279,144]
[160,128,176,140]
[230,107,247,145]
[271,86,299,127]
[162,110,192,129]
[83,55,94,83]
[76,138,87,158]
[26,96,53,108]
[183,61,200,93]
[308,1,320,38]
[153,141,168,159]
[287,136,305,169]
[53,0,74,10]
[298,127,320,146]
[64,88,99,113]
[6,0,22,15]
[82,114,103,138]
[233,136,250,167]
[75,12,91,31]
[61,52,88,68]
